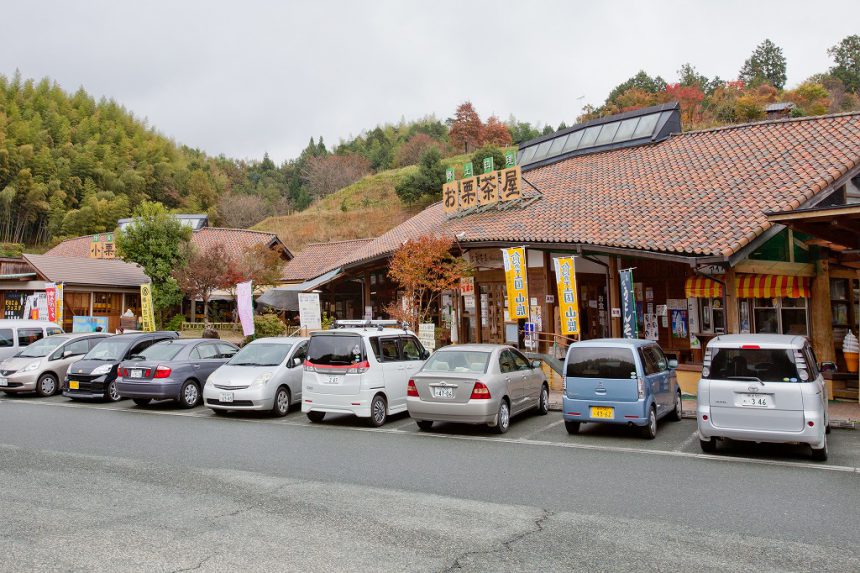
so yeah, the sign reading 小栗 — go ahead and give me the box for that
[89,233,115,259]
[443,150,521,215]
[501,247,529,320]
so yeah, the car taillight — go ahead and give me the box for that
[637,377,645,399]
[470,381,490,400]
[741,345,760,349]
[303,359,316,372]
[121,368,128,377]
[407,379,419,397]
[346,360,370,374]
[154,365,171,379]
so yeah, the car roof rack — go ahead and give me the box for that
[332,319,408,331]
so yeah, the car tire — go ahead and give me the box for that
[668,390,683,422]
[537,384,549,415]
[699,437,717,453]
[104,380,121,402]
[178,380,200,409]
[416,420,434,431]
[306,411,326,423]
[565,421,580,435]
[133,398,152,406]
[272,386,290,417]
[641,406,657,439]
[36,373,59,397]
[491,399,510,434]
[367,394,387,427]
[810,436,828,462]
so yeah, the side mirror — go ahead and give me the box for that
[63,350,74,358]
[531,360,542,369]
[292,357,302,367]
[668,359,679,369]
[820,361,837,373]
[421,350,430,360]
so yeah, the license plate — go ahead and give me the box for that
[325,375,342,385]
[130,369,143,379]
[69,380,79,390]
[433,386,454,399]
[591,406,614,419]
[739,393,770,408]
[0,378,7,387]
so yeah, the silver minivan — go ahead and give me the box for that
[697,334,830,460]
[0,320,64,361]
[0,333,108,396]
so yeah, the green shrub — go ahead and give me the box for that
[165,314,185,331]
[244,313,287,343]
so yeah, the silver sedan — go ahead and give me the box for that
[406,344,549,433]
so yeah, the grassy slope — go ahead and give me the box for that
[253,153,471,254]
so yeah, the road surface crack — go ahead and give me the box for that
[171,554,211,572]
[443,509,552,571]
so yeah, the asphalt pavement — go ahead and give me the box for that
[1,393,859,572]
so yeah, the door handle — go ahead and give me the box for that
[193,364,200,368]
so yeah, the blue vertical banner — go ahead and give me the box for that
[619,269,637,339]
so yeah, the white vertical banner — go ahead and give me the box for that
[237,280,255,337]
[298,293,322,331]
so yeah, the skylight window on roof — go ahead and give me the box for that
[519,145,538,164]
[594,122,620,146]
[632,113,659,138]
[578,125,601,148]
[548,134,569,156]
[531,139,554,162]
[614,117,640,141]
[562,130,584,153]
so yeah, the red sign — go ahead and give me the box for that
[45,284,57,322]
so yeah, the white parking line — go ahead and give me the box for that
[675,431,700,452]
[2,398,857,475]
[520,419,566,441]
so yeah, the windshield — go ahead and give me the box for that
[307,335,364,365]
[566,347,638,379]
[135,341,184,361]
[19,336,69,358]
[83,340,129,362]
[423,351,490,373]
[228,343,292,367]
[706,348,800,382]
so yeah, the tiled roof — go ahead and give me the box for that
[45,227,290,259]
[23,254,149,287]
[281,239,374,281]
[343,112,860,265]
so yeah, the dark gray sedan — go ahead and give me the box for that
[116,339,239,408]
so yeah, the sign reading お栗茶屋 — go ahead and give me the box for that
[443,155,522,215]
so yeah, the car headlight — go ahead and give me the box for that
[253,372,273,387]
[91,364,113,376]
[23,360,41,372]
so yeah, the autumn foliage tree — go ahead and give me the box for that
[385,236,471,328]
[173,243,232,322]
[448,102,486,153]
[301,153,371,198]
[224,244,285,295]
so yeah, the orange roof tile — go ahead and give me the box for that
[281,239,374,281]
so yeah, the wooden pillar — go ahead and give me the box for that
[544,251,555,354]
[363,272,371,316]
[608,256,621,338]
[474,279,483,343]
[724,267,739,334]
[810,258,835,362]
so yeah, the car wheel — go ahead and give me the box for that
[416,420,434,431]
[491,399,510,434]
[36,373,59,397]
[826,416,831,435]
[179,381,200,409]
[700,437,717,453]
[133,398,152,406]
[565,421,580,435]
[640,406,657,439]
[669,390,683,421]
[810,436,828,462]
[537,384,549,415]
[272,386,290,417]
[367,394,387,427]
[105,380,121,402]
[306,411,326,423]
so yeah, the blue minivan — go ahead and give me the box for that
[562,339,683,438]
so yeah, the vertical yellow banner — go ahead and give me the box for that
[501,247,529,319]
[140,283,156,332]
[553,257,580,336]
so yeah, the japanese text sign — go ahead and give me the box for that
[445,167,455,183]
[463,162,474,178]
[619,269,637,339]
[504,149,517,168]
[477,172,498,206]
[459,177,478,210]
[500,166,522,201]
[443,181,459,214]
[501,247,529,320]
[553,257,580,336]
[441,166,522,215]
[482,156,494,174]
[140,283,156,332]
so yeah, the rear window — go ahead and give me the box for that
[424,351,490,373]
[137,341,184,361]
[307,335,365,366]
[705,348,800,383]
[566,347,638,379]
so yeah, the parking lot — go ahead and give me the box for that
[3,392,859,472]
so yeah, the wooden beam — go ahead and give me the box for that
[608,256,621,337]
[733,260,816,277]
[810,258,835,362]
[724,267,739,334]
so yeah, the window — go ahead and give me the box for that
[217,343,238,359]
[292,343,307,363]
[548,134,569,156]
[47,327,63,336]
[64,339,91,357]
[639,348,660,375]
[566,347,637,379]
[424,351,490,373]
[307,335,364,366]
[138,341,183,361]
[781,297,808,335]
[84,340,129,361]
[748,297,808,335]
[400,337,423,360]
[594,122,620,146]
[705,348,800,383]
[368,337,381,359]
[128,339,159,359]
[88,338,105,350]
[20,336,67,357]
[380,338,400,361]
[578,126,601,148]
[499,350,517,374]
[562,130,585,153]
[17,328,44,346]
[699,298,725,333]
[0,329,12,347]
[192,344,220,360]
[647,346,668,371]
[510,349,531,371]
[614,117,640,141]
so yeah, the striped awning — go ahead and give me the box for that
[736,274,810,298]
[684,276,723,298]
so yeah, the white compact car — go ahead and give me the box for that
[302,321,429,427]
[697,334,832,461]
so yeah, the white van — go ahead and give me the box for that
[0,320,64,361]
[302,321,429,427]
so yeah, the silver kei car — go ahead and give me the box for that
[406,344,549,433]
[697,334,832,461]
[0,333,108,396]
[203,336,308,417]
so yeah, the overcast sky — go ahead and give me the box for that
[3,0,858,162]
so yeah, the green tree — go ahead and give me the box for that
[828,35,860,93]
[605,71,667,106]
[677,63,709,90]
[115,201,192,325]
[739,39,787,89]
[394,147,446,204]
[470,146,506,175]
